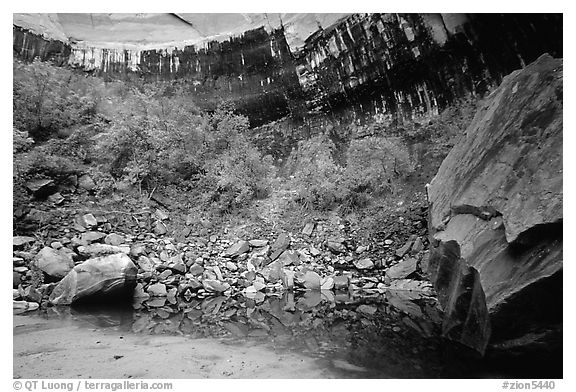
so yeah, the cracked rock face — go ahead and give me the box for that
[426,54,563,354]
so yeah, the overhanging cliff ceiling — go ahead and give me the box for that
[13,13,350,50]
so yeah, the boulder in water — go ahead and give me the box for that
[49,253,137,305]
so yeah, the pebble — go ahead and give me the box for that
[50,241,63,249]
[353,258,374,270]
[82,213,98,227]
[147,283,168,297]
[357,304,378,316]
[249,239,268,247]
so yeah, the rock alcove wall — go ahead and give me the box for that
[13,13,562,127]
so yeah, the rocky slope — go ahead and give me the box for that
[13,170,436,344]
[426,54,563,355]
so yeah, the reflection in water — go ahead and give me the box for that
[36,287,498,379]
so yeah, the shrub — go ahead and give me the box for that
[343,136,413,196]
[12,61,273,215]
[201,139,274,213]
[286,134,346,210]
[93,83,206,189]
[199,103,274,213]
[13,59,100,141]
[285,133,415,211]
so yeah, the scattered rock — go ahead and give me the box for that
[48,192,65,204]
[222,240,250,258]
[357,304,378,316]
[105,233,125,246]
[386,258,417,280]
[77,244,130,257]
[154,209,169,221]
[13,300,39,312]
[50,241,63,249]
[26,178,55,197]
[147,283,168,297]
[13,236,35,247]
[333,275,349,290]
[260,260,283,283]
[14,266,28,274]
[353,258,374,270]
[136,256,155,273]
[21,286,42,303]
[278,250,299,266]
[33,246,75,279]
[153,221,167,235]
[303,271,321,290]
[302,222,315,236]
[168,261,186,274]
[133,283,149,299]
[282,270,295,289]
[327,239,346,254]
[78,175,96,191]
[81,213,98,228]
[249,239,268,247]
[270,233,290,260]
[395,239,413,258]
[81,231,107,243]
[386,291,423,318]
[188,263,204,276]
[320,277,334,290]
[202,279,230,293]
[411,237,424,254]
[309,246,321,257]
[13,271,22,289]
[387,279,434,298]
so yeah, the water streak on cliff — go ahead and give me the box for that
[13,13,562,127]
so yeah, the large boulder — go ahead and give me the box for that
[33,246,75,279]
[426,54,563,354]
[49,253,137,305]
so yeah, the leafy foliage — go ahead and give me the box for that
[343,136,413,195]
[200,102,275,213]
[286,134,345,210]
[12,58,472,222]
[13,58,276,217]
[286,134,414,211]
[13,59,100,141]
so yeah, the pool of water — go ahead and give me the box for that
[15,288,519,379]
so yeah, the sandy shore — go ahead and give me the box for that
[13,314,335,379]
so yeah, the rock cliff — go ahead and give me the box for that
[426,54,562,354]
[13,13,562,127]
